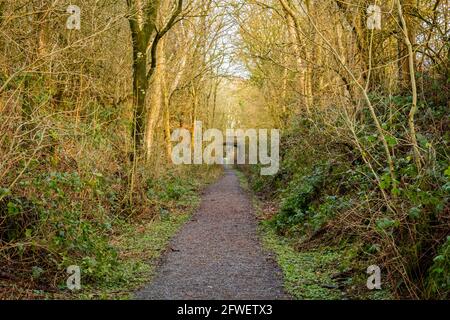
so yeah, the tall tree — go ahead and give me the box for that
[126,0,182,152]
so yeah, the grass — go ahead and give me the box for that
[47,166,222,300]
[0,209,196,300]
[68,212,192,299]
[260,225,392,300]
[261,225,342,299]
[236,168,392,300]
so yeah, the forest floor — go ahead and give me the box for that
[235,171,393,300]
[135,168,288,299]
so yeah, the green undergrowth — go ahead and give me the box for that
[61,165,223,300]
[236,169,392,300]
[67,212,192,299]
[260,225,392,300]
[236,100,448,299]
[0,160,222,299]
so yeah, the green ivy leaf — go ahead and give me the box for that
[416,133,429,148]
[7,202,19,215]
[0,188,10,197]
[408,207,421,219]
[32,266,44,279]
[391,186,401,196]
[380,173,392,190]
[431,267,444,274]
[367,134,377,143]
[376,218,400,230]
[385,135,398,147]
[444,166,450,179]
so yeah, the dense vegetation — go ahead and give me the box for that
[237,0,449,299]
[0,0,448,300]
[0,0,223,298]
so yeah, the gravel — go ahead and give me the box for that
[135,169,288,300]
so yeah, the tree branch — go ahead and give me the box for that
[146,0,183,81]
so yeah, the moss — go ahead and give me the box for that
[237,168,393,300]
[261,225,342,299]
[260,224,393,300]
[50,165,222,300]
[68,212,191,299]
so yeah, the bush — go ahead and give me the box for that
[272,165,329,234]
[426,236,450,299]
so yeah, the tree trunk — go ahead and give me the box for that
[281,1,306,112]
[397,0,421,170]
[397,0,416,91]
[145,39,166,159]
[129,22,150,150]
[163,87,172,159]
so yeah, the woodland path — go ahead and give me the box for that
[135,169,288,300]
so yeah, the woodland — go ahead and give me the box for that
[0,0,448,299]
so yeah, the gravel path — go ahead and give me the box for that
[135,169,288,300]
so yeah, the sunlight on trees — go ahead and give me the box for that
[0,0,448,299]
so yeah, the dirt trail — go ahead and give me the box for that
[135,169,288,300]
